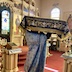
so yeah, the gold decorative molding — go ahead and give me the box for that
[26,26,64,35]
[0,1,13,13]
[0,1,22,15]
[13,7,22,15]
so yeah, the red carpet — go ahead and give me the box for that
[18,46,29,66]
[18,46,64,72]
[44,50,64,72]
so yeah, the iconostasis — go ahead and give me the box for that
[58,32,72,52]
[0,0,40,46]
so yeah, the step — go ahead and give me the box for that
[18,52,28,56]
[18,60,26,65]
[18,56,27,60]
[18,65,24,71]
[0,54,1,57]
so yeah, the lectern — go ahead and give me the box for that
[1,42,22,72]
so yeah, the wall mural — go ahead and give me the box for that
[32,1,35,6]
[13,13,21,35]
[24,6,29,12]
[9,0,14,2]
[24,0,29,4]
[14,3,22,10]
[30,9,35,16]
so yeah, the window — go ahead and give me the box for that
[2,10,10,34]
[51,8,60,20]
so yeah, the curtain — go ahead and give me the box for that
[24,30,47,72]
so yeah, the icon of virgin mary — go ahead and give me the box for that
[15,16,20,34]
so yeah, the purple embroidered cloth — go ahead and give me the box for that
[24,30,47,72]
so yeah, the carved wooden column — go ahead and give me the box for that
[1,48,6,72]
[63,59,68,72]
[62,53,72,72]
[66,60,72,72]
